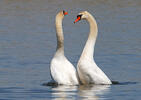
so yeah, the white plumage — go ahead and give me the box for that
[75,11,112,85]
[50,11,79,85]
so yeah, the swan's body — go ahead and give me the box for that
[50,11,79,85]
[74,11,112,85]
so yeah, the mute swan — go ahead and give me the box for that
[50,10,79,85]
[74,11,112,85]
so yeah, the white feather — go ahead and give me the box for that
[50,11,79,85]
[76,11,112,85]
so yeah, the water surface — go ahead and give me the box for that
[0,0,141,99]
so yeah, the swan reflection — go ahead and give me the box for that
[78,85,110,100]
[51,85,110,100]
[51,85,77,100]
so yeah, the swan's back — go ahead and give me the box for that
[51,56,78,85]
[77,60,112,85]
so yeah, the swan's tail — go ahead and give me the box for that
[111,81,119,84]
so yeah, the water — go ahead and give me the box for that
[0,0,141,99]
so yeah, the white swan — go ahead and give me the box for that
[74,11,112,85]
[50,10,79,85]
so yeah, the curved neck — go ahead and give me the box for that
[55,15,64,56]
[81,15,98,60]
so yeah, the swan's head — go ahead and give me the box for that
[74,11,91,23]
[56,10,68,19]
[62,10,68,16]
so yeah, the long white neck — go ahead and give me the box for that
[55,14,64,56]
[80,14,98,60]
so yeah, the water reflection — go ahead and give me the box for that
[51,85,110,100]
[78,85,110,100]
[51,85,77,100]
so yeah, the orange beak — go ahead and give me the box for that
[64,11,68,15]
[74,16,81,23]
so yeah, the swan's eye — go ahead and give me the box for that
[63,10,68,15]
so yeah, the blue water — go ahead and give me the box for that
[0,0,141,99]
